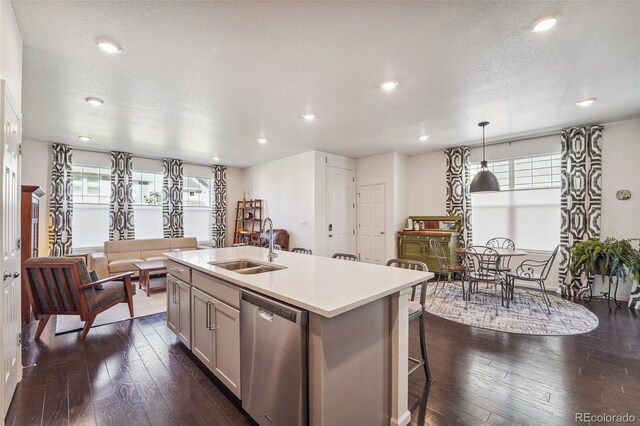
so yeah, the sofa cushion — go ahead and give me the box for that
[109,258,145,273]
[170,237,198,251]
[105,239,141,254]
[140,248,169,259]
[143,256,166,263]
[108,250,143,262]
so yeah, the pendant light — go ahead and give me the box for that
[470,121,501,193]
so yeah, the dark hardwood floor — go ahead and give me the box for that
[5,297,639,425]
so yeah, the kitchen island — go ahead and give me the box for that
[165,246,433,426]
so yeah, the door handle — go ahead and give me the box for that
[13,272,20,278]
[380,231,385,235]
[173,282,178,304]
[206,301,216,330]
[205,300,210,328]
[3,272,11,281]
[328,234,333,238]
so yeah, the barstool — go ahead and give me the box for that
[386,259,432,382]
[291,247,312,255]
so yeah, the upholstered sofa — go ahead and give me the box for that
[90,237,198,278]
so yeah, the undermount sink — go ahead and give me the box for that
[213,260,263,271]
[235,265,285,274]
[210,259,286,275]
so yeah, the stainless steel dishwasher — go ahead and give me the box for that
[241,291,308,425]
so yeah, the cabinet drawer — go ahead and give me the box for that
[166,260,191,283]
[193,270,240,309]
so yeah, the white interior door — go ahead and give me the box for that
[358,183,385,264]
[326,166,355,256]
[2,81,22,416]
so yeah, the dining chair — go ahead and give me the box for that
[385,259,432,382]
[506,245,560,313]
[486,237,516,273]
[22,257,135,340]
[462,246,507,315]
[331,253,360,261]
[429,239,465,297]
[291,247,312,255]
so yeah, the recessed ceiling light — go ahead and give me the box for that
[302,114,316,121]
[419,135,429,142]
[257,138,267,144]
[576,98,597,107]
[85,96,104,106]
[95,36,122,54]
[530,16,558,33]
[78,136,92,142]
[380,81,398,91]
[213,156,220,161]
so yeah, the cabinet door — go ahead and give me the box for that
[167,276,180,335]
[191,288,214,368]
[177,281,192,347]
[400,237,426,262]
[212,300,241,399]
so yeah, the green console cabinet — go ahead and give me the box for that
[397,216,461,273]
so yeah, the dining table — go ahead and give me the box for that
[456,246,528,306]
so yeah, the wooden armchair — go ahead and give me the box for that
[22,257,135,340]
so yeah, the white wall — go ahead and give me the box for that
[596,117,640,299]
[393,153,410,237]
[21,140,52,255]
[242,151,317,251]
[407,151,447,216]
[1,1,22,107]
[225,166,244,247]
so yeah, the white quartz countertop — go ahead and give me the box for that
[165,246,433,318]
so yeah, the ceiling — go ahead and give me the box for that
[11,1,640,168]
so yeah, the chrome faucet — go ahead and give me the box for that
[263,217,278,262]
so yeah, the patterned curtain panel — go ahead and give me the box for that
[109,152,135,241]
[211,165,227,247]
[559,125,603,297]
[445,146,472,246]
[48,144,74,256]
[163,159,184,238]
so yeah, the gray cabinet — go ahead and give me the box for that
[167,274,191,348]
[191,287,241,399]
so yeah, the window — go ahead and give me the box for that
[132,171,164,205]
[72,166,111,204]
[72,165,110,248]
[71,166,213,246]
[471,153,561,251]
[132,171,164,239]
[183,176,212,242]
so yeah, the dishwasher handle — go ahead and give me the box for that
[242,292,307,325]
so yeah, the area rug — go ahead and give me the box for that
[423,281,599,336]
[55,279,167,335]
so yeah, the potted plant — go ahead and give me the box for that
[570,237,640,307]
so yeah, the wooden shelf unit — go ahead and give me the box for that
[233,199,264,246]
